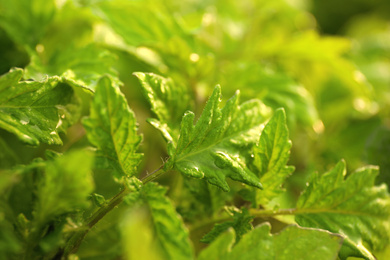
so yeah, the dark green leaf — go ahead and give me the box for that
[167,85,270,191]
[0,68,79,145]
[83,76,143,179]
[201,207,253,244]
[0,218,22,259]
[253,108,294,205]
[296,160,390,260]
[34,149,94,224]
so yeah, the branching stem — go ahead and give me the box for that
[62,164,167,258]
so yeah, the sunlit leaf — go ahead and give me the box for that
[167,85,271,191]
[142,183,194,260]
[83,76,143,179]
[296,160,390,260]
[134,72,191,144]
[253,108,294,205]
[198,223,343,260]
[0,68,79,145]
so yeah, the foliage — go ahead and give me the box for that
[0,0,389,259]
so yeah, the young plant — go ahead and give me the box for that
[0,69,389,260]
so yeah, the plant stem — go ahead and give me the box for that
[62,164,167,257]
[190,208,299,233]
[140,164,166,183]
[63,187,131,256]
[249,208,298,218]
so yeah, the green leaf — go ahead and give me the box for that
[0,0,56,49]
[222,64,319,128]
[83,76,143,179]
[197,228,234,260]
[142,182,194,260]
[95,0,188,48]
[134,72,191,144]
[26,44,119,91]
[201,207,253,244]
[181,177,230,219]
[167,85,270,192]
[121,208,165,260]
[34,149,94,224]
[296,160,390,260]
[0,218,22,259]
[0,68,79,146]
[0,137,20,169]
[253,108,294,205]
[198,223,343,260]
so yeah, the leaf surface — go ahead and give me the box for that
[198,223,343,260]
[201,208,253,244]
[134,72,191,144]
[35,150,94,224]
[296,160,390,260]
[253,108,294,205]
[0,68,79,145]
[142,182,194,260]
[26,44,119,91]
[83,76,143,179]
[167,85,270,191]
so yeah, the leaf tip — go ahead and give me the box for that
[132,72,145,80]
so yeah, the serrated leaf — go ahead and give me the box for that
[168,85,270,192]
[254,108,294,205]
[201,208,253,244]
[0,68,79,146]
[134,72,191,144]
[83,76,143,179]
[295,160,390,260]
[35,150,94,224]
[182,177,230,218]
[198,223,343,260]
[142,182,194,260]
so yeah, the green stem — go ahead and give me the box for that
[63,187,131,256]
[190,208,299,233]
[140,164,166,183]
[62,164,167,257]
[249,208,298,218]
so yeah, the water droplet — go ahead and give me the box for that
[20,115,30,125]
[22,134,33,141]
[56,119,63,129]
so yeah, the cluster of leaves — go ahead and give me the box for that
[0,0,389,259]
